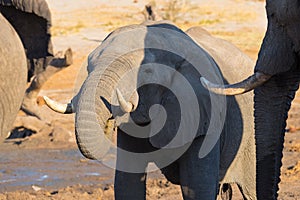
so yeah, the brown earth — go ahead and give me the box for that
[1,0,300,199]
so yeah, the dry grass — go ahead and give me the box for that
[50,0,265,59]
[210,29,264,59]
[160,0,197,22]
[51,21,86,36]
[51,6,144,36]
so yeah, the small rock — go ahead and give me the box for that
[44,191,52,196]
[287,125,300,133]
[50,191,59,195]
[79,158,89,163]
[32,185,42,191]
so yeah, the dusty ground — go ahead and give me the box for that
[1,0,300,199]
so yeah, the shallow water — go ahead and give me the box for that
[0,147,114,192]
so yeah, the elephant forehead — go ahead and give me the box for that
[87,24,196,68]
[137,64,173,85]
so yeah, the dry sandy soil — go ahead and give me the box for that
[1,0,300,199]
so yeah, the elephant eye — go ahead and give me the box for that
[144,68,153,74]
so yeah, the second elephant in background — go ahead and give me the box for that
[0,0,73,120]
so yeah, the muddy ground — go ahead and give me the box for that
[1,0,300,199]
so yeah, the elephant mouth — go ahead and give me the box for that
[130,111,151,125]
[133,121,151,127]
[103,117,116,136]
[106,102,152,131]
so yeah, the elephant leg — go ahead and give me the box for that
[114,128,154,200]
[179,136,220,200]
[161,161,180,185]
[115,170,147,200]
[21,48,73,119]
[254,72,300,199]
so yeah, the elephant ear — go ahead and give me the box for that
[0,0,53,80]
[149,61,210,149]
[149,89,181,148]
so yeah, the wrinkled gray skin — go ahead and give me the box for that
[252,1,300,199]
[64,21,257,199]
[0,0,72,120]
[200,1,300,198]
[0,13,27,141]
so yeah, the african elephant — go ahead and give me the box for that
[200,0,300,199]
[44,21,257,199]
[0,13,27,141]
[0,0,73,120]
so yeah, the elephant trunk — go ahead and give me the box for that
[75,67,117,160]
[254,72,299,199]
[75,52,142,160]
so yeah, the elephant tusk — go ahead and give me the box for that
[43,96,74,114]
[116,88,139,113]
[130,90,139,111]
[200,71,271,95]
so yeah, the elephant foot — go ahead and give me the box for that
[21,96,43,120]
[13,115,47,134]
[7,115,53,143]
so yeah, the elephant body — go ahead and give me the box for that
[254,1,300,199]
[45,21,256,199]
[199,1,300,199]
[186,27,256,199]
[0,13,27,141]
[0,0,72,119]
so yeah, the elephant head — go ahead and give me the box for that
[201,0,300,199]
[0,13,27,141]
[44,21,226,170]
